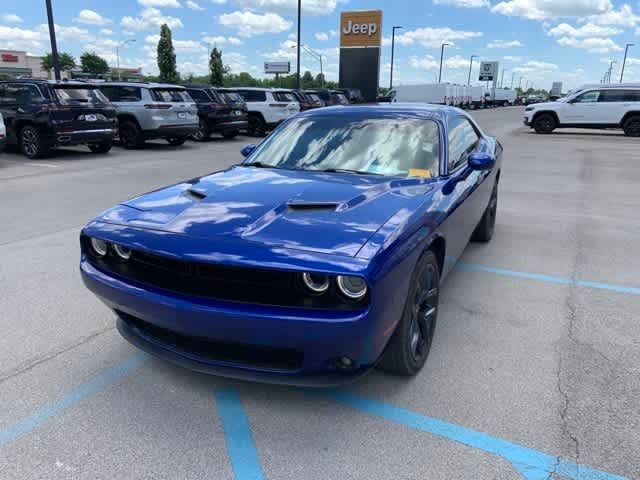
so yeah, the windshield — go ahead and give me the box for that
[151,88,191,102]
[246,115,440,178]
[221,91,242,103]
[53,87,109,104]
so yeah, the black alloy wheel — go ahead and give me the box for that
[20,125,50,159]
[119,121,144,149]
[191,118,210,141]
[88,140,113,154]
[533,113,557,134]
[379,250,440,376]
[623,116,640,137]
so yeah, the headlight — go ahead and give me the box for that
[113,244,132,260]
[337,275,368,300]
[90,237,108,257]
[302,272,330,294]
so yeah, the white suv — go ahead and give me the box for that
[524,84,640,136]
[232,88,300,136]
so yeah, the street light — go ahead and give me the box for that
[606,60,616,83]
[438,43,450,83]
[518,76,523,90]
[500,68,507,88]
[44,0,60,80]
[620,43,634,83]
[116,39,136,80]
[467,55,477,86]
[510,72,515,89]
[390,26,403,90]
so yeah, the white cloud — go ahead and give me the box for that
[186,1,205,9]
[235,0,336,16]
[503,55,523,61]
[409,55,439,70]
[386,27,483,49]
[262,39,298,60]
[145,34,206,53]
[315,32,329,41]
[433,0,489,7]
[547,22,621,36]
[219,11,292,37]
[121,7,184,30]
[585,4,640,27]
[557,36,622,52]
[0,25,43,51]
[74,9,112,26]
[202,35,243,45]
[445,54,474,68]
[512,60,559,73]
[1,14,23,23]
[138,0,182,7]
[210,0,227,3]
[100,28,115,35]
[487,39,523,48]
[492,0,611,20]
[36,24,94,43]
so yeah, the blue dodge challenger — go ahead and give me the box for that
[80,104,502,386]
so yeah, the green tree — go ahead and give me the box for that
[301,70,314,87]
[209,47,227,86]
[80,51,109,75]
[157,24,178,82]
[41,52,76,72]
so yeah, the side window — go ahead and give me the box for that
[188,89,211,103]
[0,85,7,104]
[99,86,120,102]
[447,117,479,172]
[5,84,42,105]
[574,90,600,103]
[599,90,626,102]
[119,87,141,102]
[241,90,266,102]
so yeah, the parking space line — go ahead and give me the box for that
[316,390,631,480]
[215,388,265,480]
[0,352,148,447]
[457,262,640,296]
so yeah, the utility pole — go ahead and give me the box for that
[620,43,634,83]
[510,72,515,89]
[438,43,449,83]
[467,55,477,86]
[606,60,616,84]
[500,68,507,88]
[296,0,301,89]
[45,0,61,80]
[518,76,523,90]
[390,26,403,90]
[116,39,136,80]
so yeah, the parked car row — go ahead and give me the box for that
[382,84,517,108]
[0,79,368,158]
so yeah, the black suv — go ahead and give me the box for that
[183,84,248,141]
[0,80,116,158]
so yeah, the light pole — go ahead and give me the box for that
[518,76,523,90]
[510,72,515,89]
[467,55,477,86]
[500,68,507,88]
[438,43,450,83]
[390,25,403,90]
[296,0,301,90]
[44,0,60,80]
[620,43,634,83]
[606,60,616,83]
[116,39,136,80]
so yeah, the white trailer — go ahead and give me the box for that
[469,86,485,109]
[487,88,516,106]
[392,83,457,105]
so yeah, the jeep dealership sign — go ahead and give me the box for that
[340,10,382,48]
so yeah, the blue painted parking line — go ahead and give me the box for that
[215,387,265,480]
[0,352,148,447]
[457,262,640,296]
[316,390,631,480]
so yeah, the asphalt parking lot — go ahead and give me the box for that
[1,107,639,480]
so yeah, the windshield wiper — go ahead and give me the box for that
[244,161,275,168]
[316,168,383,176]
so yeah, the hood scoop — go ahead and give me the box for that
[286,202,340,212]
[184,188,208,201]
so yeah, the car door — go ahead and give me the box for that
[564,90,602,125]
[598,89,633,124]
[437,116,487,266]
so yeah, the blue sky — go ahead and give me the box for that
[1,0,639,89]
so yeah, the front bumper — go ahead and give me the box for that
[81,258,376,386]
[523,112,533,126]
[53,128,116,146]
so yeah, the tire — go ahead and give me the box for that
[167,136,187,146]
[247,114,266,137]
[119,121,144,149]
[191,118,210,141]
[88,140,112,154]
[378,250,440,376]
[222,130,238,139]
[20,125,50,159]
[472,180,498,242]
[533,113,557,134]
[622,115,640,137]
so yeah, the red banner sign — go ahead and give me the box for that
[1,53,19,63]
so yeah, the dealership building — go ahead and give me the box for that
[0,50,52,79]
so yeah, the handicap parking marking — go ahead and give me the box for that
[215,388,265,480]
[315,390,631,480]
[456,261,640,296]
[0,352,148,447]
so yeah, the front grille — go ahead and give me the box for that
[81,235,365,310]
[119,311,304,371]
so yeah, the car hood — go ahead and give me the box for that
[101,166,433,257]
[529,101,557,109]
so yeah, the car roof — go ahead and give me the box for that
[297,103,465,121]
[97,81,186,89]
[0,79,96,87]
[181,84,214,89]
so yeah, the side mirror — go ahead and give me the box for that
[240,144,257,157]
[468,152,495,171]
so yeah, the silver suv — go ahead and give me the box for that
[97,82,198,148]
